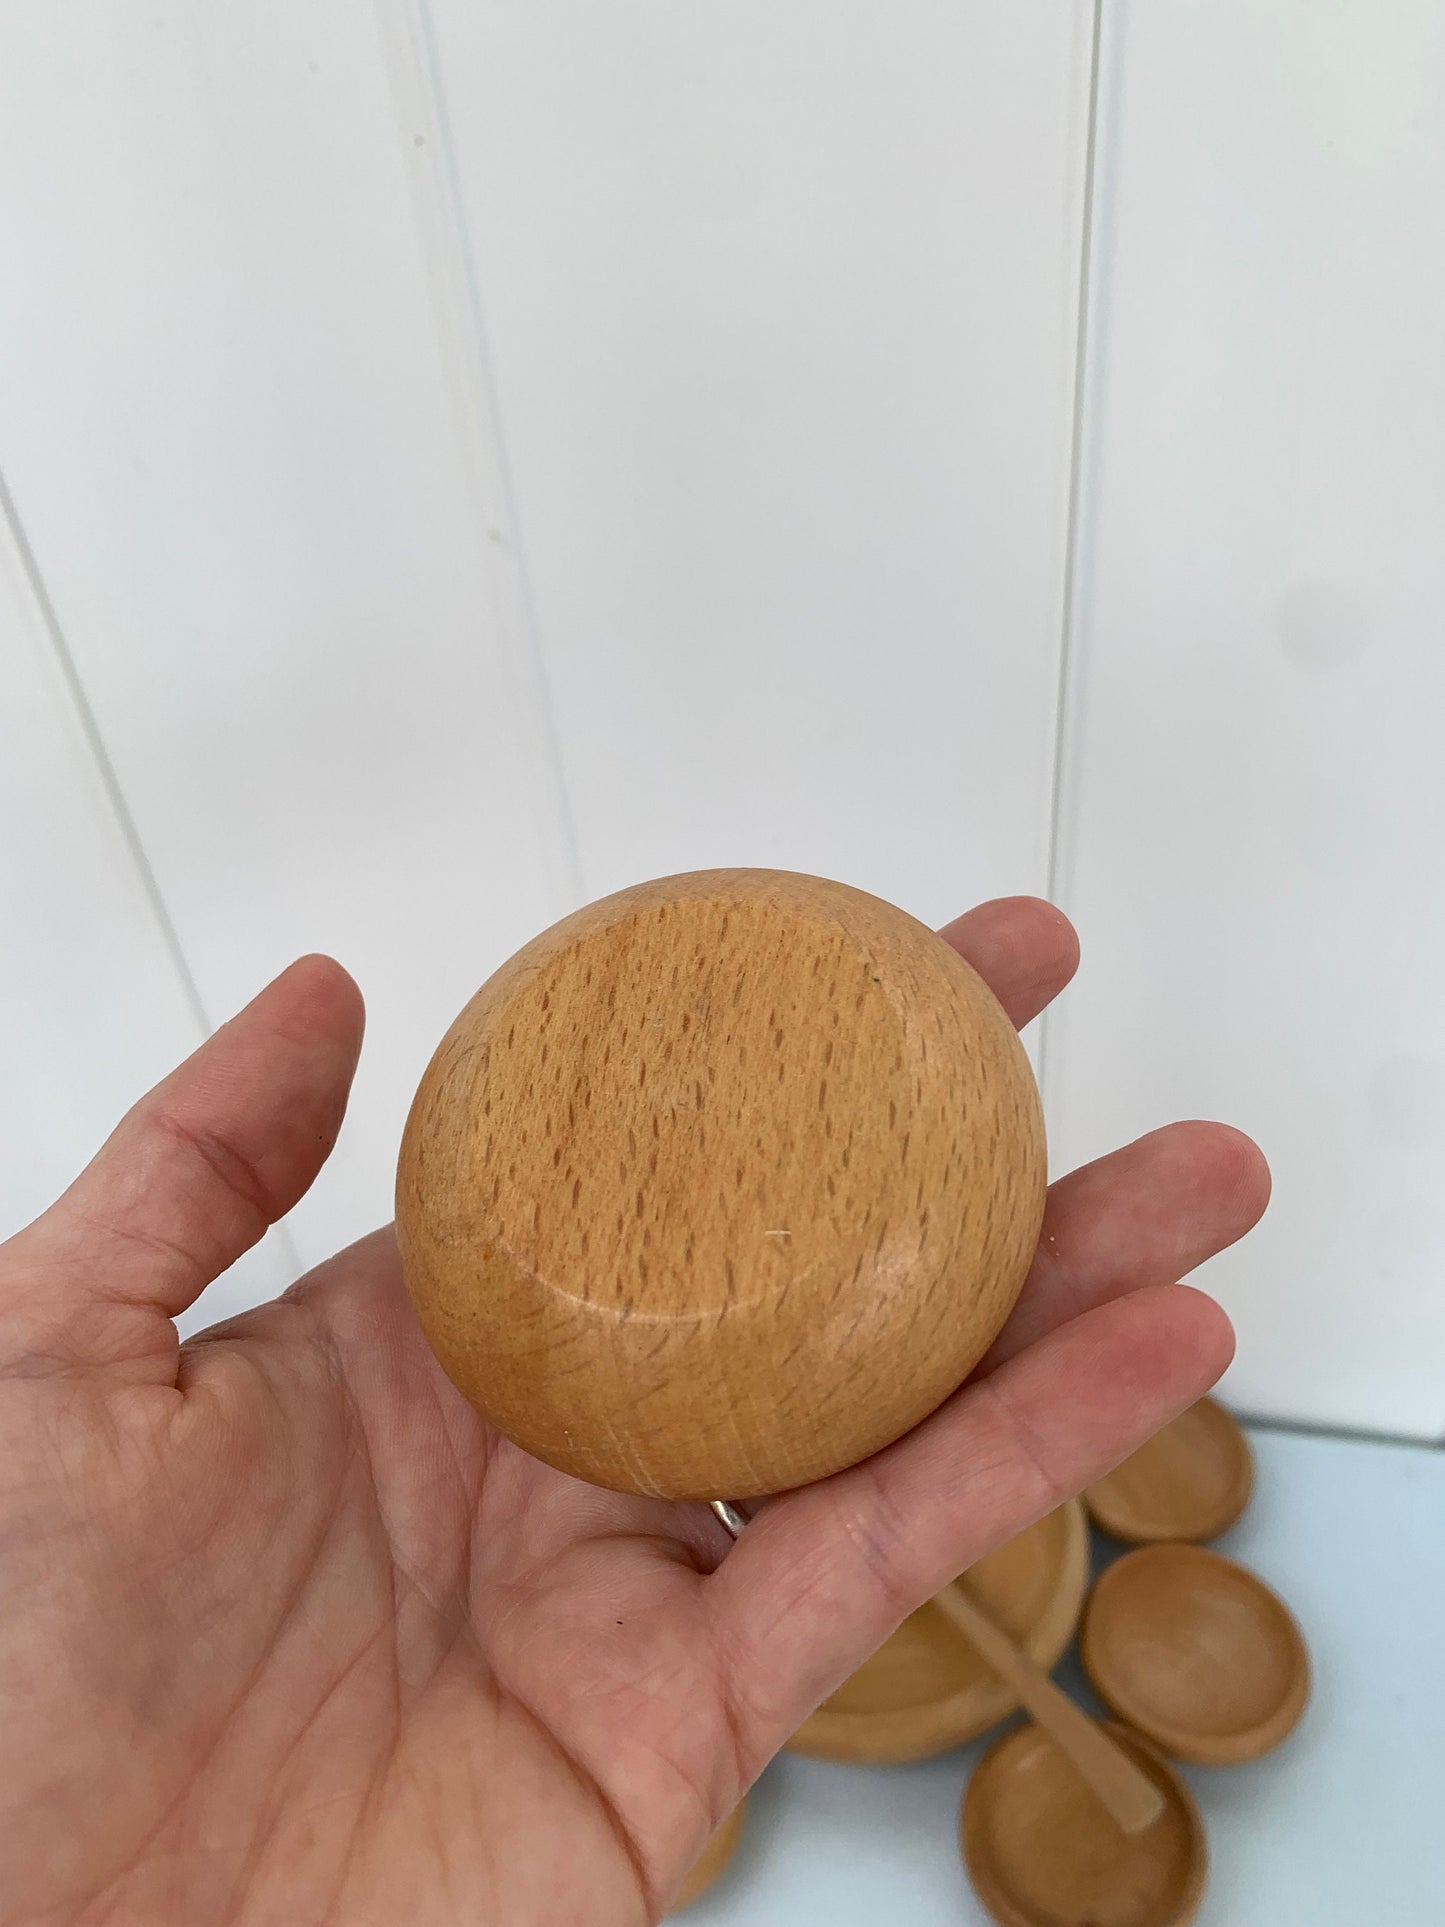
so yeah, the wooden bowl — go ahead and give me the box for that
[1084,1398,1253,1544]
[961,1721,1205,1927]
[397,870,1044,1500]
[789,1501,1088,1763]
[669,1798,746,1913]
[1081,1545,1310,1765]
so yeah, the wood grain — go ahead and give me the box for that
[397,868,1045,1499]
[1081,1545,1310,1767]
[961,1722,1206,1927]
[1084,1397,1254,1545]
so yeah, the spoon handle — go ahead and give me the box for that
[931,1583,1165,1835]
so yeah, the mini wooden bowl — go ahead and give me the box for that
[789,1501,1088,1763]
[961,1721,1205,1927]
[669,1798,746,1913]
[1081,1545,1310,1766]
[397,869,1044,1500]
[1084,1398,1254,1544]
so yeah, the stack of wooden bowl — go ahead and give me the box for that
[675,1397,1310,1925]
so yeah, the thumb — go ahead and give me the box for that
[0,955,364,1383]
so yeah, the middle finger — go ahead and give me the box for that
[980,1119,1270,1371]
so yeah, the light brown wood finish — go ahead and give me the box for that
[934,1583,1164,1835]
[397,869,1045,1499]
[1084,1397,1254,1544]
[669,1797,746,1913]
[1082,1545,1310,1765]
[790,1502,1088,1764]
[962,1723,1205,1927]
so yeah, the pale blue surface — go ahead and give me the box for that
[686,1427,1445,1926]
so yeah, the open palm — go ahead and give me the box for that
[1,899,1267,1927]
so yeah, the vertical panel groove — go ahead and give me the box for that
[372,0,586,911]
[1038,0,1105,1104]
[0,464,215,1041]
[0,462,303,1283]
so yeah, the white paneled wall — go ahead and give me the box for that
[1047,0,1445,1438]
[0,481,292,1322]
[0,1,577,1269]
[0,3,1441,1437]
[423,1,1094,922]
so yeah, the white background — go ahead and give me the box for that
[1,1,1442,1439]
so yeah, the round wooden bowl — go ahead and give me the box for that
[669,1798,746,1913]
[961,1721,1205,1927]
[1084,1398,1254,1545]
[789,1501,1089,1763]
[397,869,1044,1500]
[1081,1545,1310,1766]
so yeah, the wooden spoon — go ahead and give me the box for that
[932,1582,1165,1835]
[789,1500,1089,1764]
[1084,1397,1253,1544]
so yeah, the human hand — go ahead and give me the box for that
[0,899,1267,1927]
